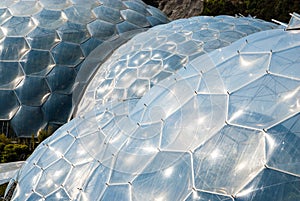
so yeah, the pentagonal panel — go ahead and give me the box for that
[33,9,67,29]
[57,22,90,44]
[1,16,36,36]
[51,42,84,66]
[21,50,54,76]
[0,61,24,89]
[0,37,29,60]
[46,66,76,94]
[266,113,300,176]
[8,1,42,16]
[15,76,51,106]
[11,105,46,137]
[26,27,60,50]
[0,90,19,120]
[87,19,116,40]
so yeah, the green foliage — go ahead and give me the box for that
[203,0,300,22]
[0,134,9,144]
[37,127,53,143]
[1,144,29,163]
[0,183,8,199]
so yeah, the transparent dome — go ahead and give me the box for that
[6,22,300,200]
[74,15,279,116]
[0,0,169,137]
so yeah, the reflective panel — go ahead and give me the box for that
[75,15,279,116]
[7,23,300,201]
[0,0,169,137]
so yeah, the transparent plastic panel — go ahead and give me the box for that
[57,22,90,44]
[8,1,42,16]
[26,27,60,50]
[45,188,71,200]
[15,76,50,106]
[87,20,116,40]
[1,16,36,36]
[193,125,265,195]
[39,0,72,10]
[132,152,193,201]
[21,50,54,76]
[11,106,46,137]
[101,184,131,201]
[120,9,150,27]
[0,37,29,60]
[0,61,24,89]
[98,0,125,10]
[116,21,140,33]
[33,9,67,29]
[266,113,300,175]
[0,90,19,120]
[92,6,123,24]
[228,74,300,129]
[51,42,84,66]
[185,191,233,201]
[236,169,300,201]
[123,1,149,15]
[64,6,96,24]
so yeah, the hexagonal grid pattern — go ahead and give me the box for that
[0,0,169,137]
[74,15,279,117]
[6,27,300,200]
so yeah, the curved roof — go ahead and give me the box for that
[74,15,279,116]
[0,0,169,137]
[7,25,300,200]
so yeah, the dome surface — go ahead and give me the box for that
[6,25,300,200]
[0,0,169,137]
[74,15,279,116]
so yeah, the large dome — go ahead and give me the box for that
[0,0,169,137]
[74,15,279,116]
[5,22,300,200]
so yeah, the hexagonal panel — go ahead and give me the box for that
[33,9,67,29]
[26,27,60,50]
[21,50,55,76]
[57,22,90,44]
[87,19,116,40]
[8,1,42,16]
[0,37,30,60]
[193,125,265,195]
[0,90,19,120]
[120,9,150,28]
[40,0,72,10]
[11,105,46,137]
[92,6,123,24]
[15,76,51,106]
[51,42,84,66]
[0,61,24,89]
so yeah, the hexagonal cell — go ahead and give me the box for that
[42,93,72,123]
[51,41,84,66]
[15,76,51,106]
[228,74,300,129]
[87,19,116,40]
[8,1,42,16]
[128,50,151,67]
[21,50,55,76]
[0,8,12,25]
[92,6,123,24]
[236,169,300,200]
[36,159,71,196]
[33,9,67,29]
[192,29,219,42]
[123,1,149,15]
[57,22,90,44]
[115,20,140,33]
[132,152,193,201]
[0,61,24,89]
[3,16,37,37]
[115,68,137,88]
[11,105,46,137]
[80,37,103,56]
[193,125,265,195]
[39,0,72,10]
[64,5,96,24]
[26,27,60,50]
[208,22,235,31]
[0,90,20,120]
[98,0,126,10]
[120,9,150,28]
[265,113,300,176]
[46,66,76,94]
[0,37,30,60]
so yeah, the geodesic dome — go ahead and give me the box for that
[73,15,279,116]
[0,0,169,137]
[6,23,300,200]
